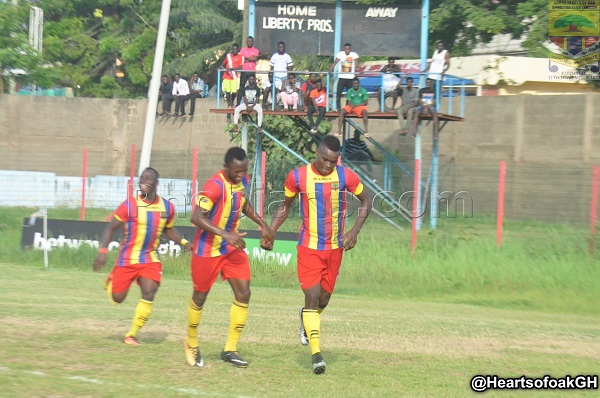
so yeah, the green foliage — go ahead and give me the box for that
[554,14,596,30]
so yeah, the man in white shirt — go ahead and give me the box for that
[172,73,190,116]
[269,41,294,90]
[330,43,359,111]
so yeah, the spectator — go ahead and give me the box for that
[344,130,375,177]
[188,73,206,116]
[413,78,439,138]
[223,44,244,109]
[230,74,262,133]
[330,43,359,111]
[423,41,450,83]
[158,74,173,116]
[261,72,278,108]
[237,36,260,106]
[301,73,319,111]
[280,73,301,111]
[337,78,369,137]
[307,79,327,135]
[376,57,407,111]
[396,77,419,136]
[269,41,294,90]
[172,73,190,117]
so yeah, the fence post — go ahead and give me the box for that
[411,158,420,256]
[496,161,506,248]
[260,151,266,218]
[128,144,136,199]
[80,148,87,221]
[590,165,599,256]
[192,147,198,214]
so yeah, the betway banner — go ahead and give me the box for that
[21,219,298,266]
[254,3,420,56]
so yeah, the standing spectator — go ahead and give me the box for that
[237,36,260,106]
[267,136,371,374]
[423,41,450,83]
[280,73,301,111]
[188,73,206,116]
[158,75,173,115]
[172,73,190,117]
[337,78,370,137]
[269,41,294,91]
[231,74,262,133]
[330,43,359,111]
[183,147,274,368]
[223,44,244,109]
[396,77,419,136]
[301,73,319,111]
[376,57,406,111]
[93,167,193,345]
[307,79,327,134]
[413,78,439,138]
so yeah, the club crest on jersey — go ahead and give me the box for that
[160,212,168,218]
[331,182,340,191]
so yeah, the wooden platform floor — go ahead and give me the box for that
[210,108,465,122]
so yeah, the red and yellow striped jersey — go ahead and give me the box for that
[114,195,175,266]
[194,171,249,257]
[284,164,364,250]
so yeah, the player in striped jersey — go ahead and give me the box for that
[268,135,372,374]
[93,167,193,345]
[184,147,274,368]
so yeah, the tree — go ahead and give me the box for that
[553,14,595,32]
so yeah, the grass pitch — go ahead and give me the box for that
[1,263,599,397]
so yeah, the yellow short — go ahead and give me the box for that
[222,78,240,93]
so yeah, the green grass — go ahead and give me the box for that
[0,263,599,397]
[3,206,599,316]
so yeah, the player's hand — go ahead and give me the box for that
[342,229,359,251]
[247,105,254,112]
[183,242,194,252]
[93,254,107,272]
[225,231,247,250]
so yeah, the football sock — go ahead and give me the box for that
[186,298,204,347]
[105,278,117,305]
[302,309,321,355]
[224,300,249,352]
[126,299,153,338]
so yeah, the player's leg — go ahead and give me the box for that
[337,108,348,136]
[109,265,137,304]
[361,108,369,137]
[123,263,162,344]
[185,254,221,366]
[220,250,251,367]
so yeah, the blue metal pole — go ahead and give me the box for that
[255,130,263,210]
[416,0,429,231]
[248,0,255,37]
[333,0,342,111]
[448,78,453,115]
[430,136,439,229]
[460,82,465,118]
[380,74,385,112]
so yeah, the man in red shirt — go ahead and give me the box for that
[307,79,327,134]
[223,44,244,108]
[237,36,260,106]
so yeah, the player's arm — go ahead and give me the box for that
[269,194,295,234]
[329,56,340,73]
[191,203,247,249]
[242,200,274,250]
[163,227,194,252]
[343,189,372,251]
[93,217,123,271]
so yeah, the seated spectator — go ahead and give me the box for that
[344,130,375,178]
[230,74,262,133]
[262,72,279,108]
[172,73,190,117]
[396,77,419,136]
[307,79,327,135]
[280,73,301,111]
[158,75,173,115]
[376,57,407,111]
[337,78,369,137]
[188,73,206,116]
[413,78,439,138]
[301,73,319,111]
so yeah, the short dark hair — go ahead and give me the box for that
[344,43,351,47]
[406,77,413,82]
[352,77,360,83]
[175,73,181,78]
[162,74,169,78]
[247,36,254,40]
[232,43,239,49]
[387,56,395,62]
[320,135,341,152]
[225,147,247,165]
[142,167,159,180]
[315,78,322,84]
[247,72,256,79]
[278,41,285,46]
[426,78,433,83]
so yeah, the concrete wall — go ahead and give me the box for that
[2,93,600,224]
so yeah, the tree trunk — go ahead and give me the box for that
[568,24,580,32]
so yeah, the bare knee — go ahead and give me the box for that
[192,290,209,308]
[234,288,251,304]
